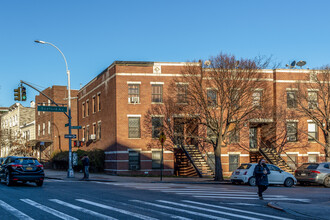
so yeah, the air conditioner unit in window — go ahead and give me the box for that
[90,134,96,140]
[129,97,139,104]
[81,138,85,142]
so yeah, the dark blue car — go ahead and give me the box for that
[0,156,44,186]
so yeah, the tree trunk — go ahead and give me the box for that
[214,145,223,181]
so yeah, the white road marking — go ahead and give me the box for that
[0,200,34,220]
[76,199,157,220]
[131,200,229,220]
[183,200,293,220]
[157,200,261,220]
[116,201,192,220]
[50,199,117,220]
[21,199,78,220]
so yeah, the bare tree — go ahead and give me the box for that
[295,66,330,162]
[144,53,271,181]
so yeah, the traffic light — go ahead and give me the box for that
[14,87,21,101]
[21,86,27,101]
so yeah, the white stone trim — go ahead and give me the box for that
[104,169,173,172]
[307,152,320,155]
[150,82,164,85]
[286,119,299,122]
[141,150,173,154]
[221,154,249,157]
[127,114,141,117]
[286,88,298,91]
[127,81,141,84]
[105,151,128,154]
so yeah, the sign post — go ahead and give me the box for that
[159,131,166,181]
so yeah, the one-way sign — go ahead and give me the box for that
[64,134,76,139]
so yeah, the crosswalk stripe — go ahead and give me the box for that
[116,201,192,220]
[157,200,261,220]
[0,200,34,220]
[50,199,117,220]
[183,200,293,220]
[76,199,157,220]
[130,200,229,220]
[21,199,78,220]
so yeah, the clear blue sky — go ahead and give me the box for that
[0,0,329,107]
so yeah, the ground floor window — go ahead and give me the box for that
[308,154,318,163]
[229,154,240,172]
[152,151,162,169]
[287,154,298,170]
[129,150,140,170]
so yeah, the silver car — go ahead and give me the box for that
[295,162,330,187]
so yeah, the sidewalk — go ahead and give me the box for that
[44,169,230,184]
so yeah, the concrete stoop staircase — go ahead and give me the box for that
[259,147,295,174]
[183,145,214,177]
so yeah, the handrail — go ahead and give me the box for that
[179,145,203,178]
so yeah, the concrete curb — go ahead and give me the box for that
[267,202,285,212]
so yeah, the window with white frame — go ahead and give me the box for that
[252,90,262,107]
[151,84,163,103]
[308,122,318,141]
[152,117,163,138]
[177,84,188,104]
[38,124,40,136]
[287,91,297,108]
[308,91,318,109]
[128,117,140,138]
[48,121,51,134]
[42,123,45,135]
[82,102,85,118]
[97,93,101,111]
[229,154,240,172]
[97,121,101,139]
[129,150,140,170]
[287,122,298,142]
[128,84,140,104]
[308,154,318,163]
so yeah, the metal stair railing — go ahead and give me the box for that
[179,144,203,178]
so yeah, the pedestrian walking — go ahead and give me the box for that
[254,158,270,200]
[81,154,90,180]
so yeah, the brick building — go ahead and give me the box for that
[75,61,327,177]
[35,86,78,161]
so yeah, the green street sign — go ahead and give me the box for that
[37,105,67,112]
[72,126,82,129]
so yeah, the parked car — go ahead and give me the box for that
[0,156,44,186]
[295,162,330,187]
[0,157,5,164]
[230,163,297,187]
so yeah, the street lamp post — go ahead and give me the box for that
[34,40,74,178]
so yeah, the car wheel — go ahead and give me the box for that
[284,178,294,187]
[324,176,330,188]
[248,177,256,186]
[36,180,43,187]
[6,174,12,186]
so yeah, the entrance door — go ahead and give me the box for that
[249,127,258,149]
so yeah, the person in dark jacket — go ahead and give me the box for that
[81,154,90,180]
[254,158,270,200]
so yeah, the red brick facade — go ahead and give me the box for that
[74,61,326,176]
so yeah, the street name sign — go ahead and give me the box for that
[64,134,76,139]
[37,105,67,112]
[72,126,82,129]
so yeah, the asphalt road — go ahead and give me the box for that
[0,179,328,220]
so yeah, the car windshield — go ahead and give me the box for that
[299,163,319,170]
[237,164,251,169]
[14,158,40,165]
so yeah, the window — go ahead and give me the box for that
[229,127,240,143]
[97,93,101,111]
[128,84,140,104]
[252,90,262,107]
[207,89,217,106]
[42,123,45,135]
[152,151,162,169]
[207,126,217,143]
[86,100,89,116]
[308,91,318,109]
[151,85,163,103]
[128,117,140,138]
[82,127,86,140]
[174,118,184,145]
[48,121,51,135]
[287,154,297,170]
[82,103,85,118]
[308,122,318,141]
[93,123,96,136]
[229,154,239,172]
[38,124,40,136]
[177,84,188,103]
[308,154,318,163]
[86,125,90,140]
[129,150,140,170]
[287,91,297,108]
[97,121,101,139]
[287,122,297,142]
[92,96,96,114]
[152,117,163,138]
